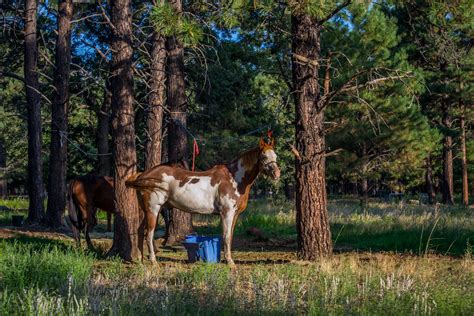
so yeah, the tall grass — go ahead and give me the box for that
[0,238,93,293]
[0,237,94,315]
[193,198,473,256]
[2,253,470,315]
[0,198,472,314]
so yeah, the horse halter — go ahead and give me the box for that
[258,136,280,180]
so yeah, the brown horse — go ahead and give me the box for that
[67,175,115,249]
[67,161,189,250]
[126,138,281,266]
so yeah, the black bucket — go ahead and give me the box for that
[12,215,24,227]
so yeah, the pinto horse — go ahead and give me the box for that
[67,175,115,249]
[67,161,189,250]
[126,138,281,265]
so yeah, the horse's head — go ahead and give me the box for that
[258,137,281,180]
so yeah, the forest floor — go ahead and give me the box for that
[0,197,473,315]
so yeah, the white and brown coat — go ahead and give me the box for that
[126,139,280,265]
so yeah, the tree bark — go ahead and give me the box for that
[0,141,6,198]
[163,0,194,246]
[24,0,45,224]
[460,106,469,206]
[425,155,436,204]
[360,143,369,205]
[109,0,143,262]
[96,81,112,176]
[441,103,454,205]
[145,29,166,170]
[46,0,73,227]
[292,13,332,260]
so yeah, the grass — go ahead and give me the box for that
[0,198,473,315]
[0,197,29,225]
[195,198,473,256]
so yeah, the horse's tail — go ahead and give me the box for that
[125,172,150,189]
[67,180,84,232]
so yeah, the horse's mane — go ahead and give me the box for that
[227,146,260,166]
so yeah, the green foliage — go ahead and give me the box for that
[0,0,471,201]
[150,2,203,46]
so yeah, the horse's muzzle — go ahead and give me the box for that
[269,166,281,181]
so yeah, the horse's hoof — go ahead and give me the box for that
[226,260,237,270]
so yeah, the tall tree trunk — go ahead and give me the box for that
[24,0,45,224]
[145,30,166,170]
[0,141,6,198]
[163,0,194,246]
[360,143,369,205]
[109,0,143,262]
[46,0,73,227]
[425,155,436,204]
[441,103,454,205]
[147,17,169,241]
[96,81,112,176]
[292,13,332,260]
[460,106,469,206]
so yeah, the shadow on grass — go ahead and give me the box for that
[332,223,473,256]
[2,216,472,259]
[0,234,114,262]
[0,235,72,252]
[199,221,472,257]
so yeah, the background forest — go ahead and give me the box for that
[0,0,472,204]
[0,1,472,314]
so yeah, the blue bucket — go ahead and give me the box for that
[183,234,221,263]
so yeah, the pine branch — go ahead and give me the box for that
[340,75,409,93]
[317,0,352,26]
[319,69,411,110]
[97,0,116,32]
[70,13,102,24]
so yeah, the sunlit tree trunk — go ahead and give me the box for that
[24,0,45,224]
[47,0,73,227]
[441,102,454,205]
[292,12,332,259]
[460,105,469,206]
[425,155,436,204]
[0,141,6,198]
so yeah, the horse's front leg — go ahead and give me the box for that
[221,208,237,267]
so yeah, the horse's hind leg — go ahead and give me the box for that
[85,208,97,250]
[106,212,112,232]
[146,211,158,263]
[85,223,95,250]
[134,190,167,263]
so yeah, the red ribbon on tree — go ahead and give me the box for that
[192,138,199,171]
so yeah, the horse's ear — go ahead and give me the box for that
[270,138,275,147]
[259,138,265,149]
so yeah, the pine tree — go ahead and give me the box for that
[46,0,74,227]
[391,0,473,205]
[24,0,45,224]
[109,0,143,262]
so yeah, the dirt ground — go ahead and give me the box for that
[0,223,301,264]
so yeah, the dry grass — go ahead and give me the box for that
[0,198,473,315]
